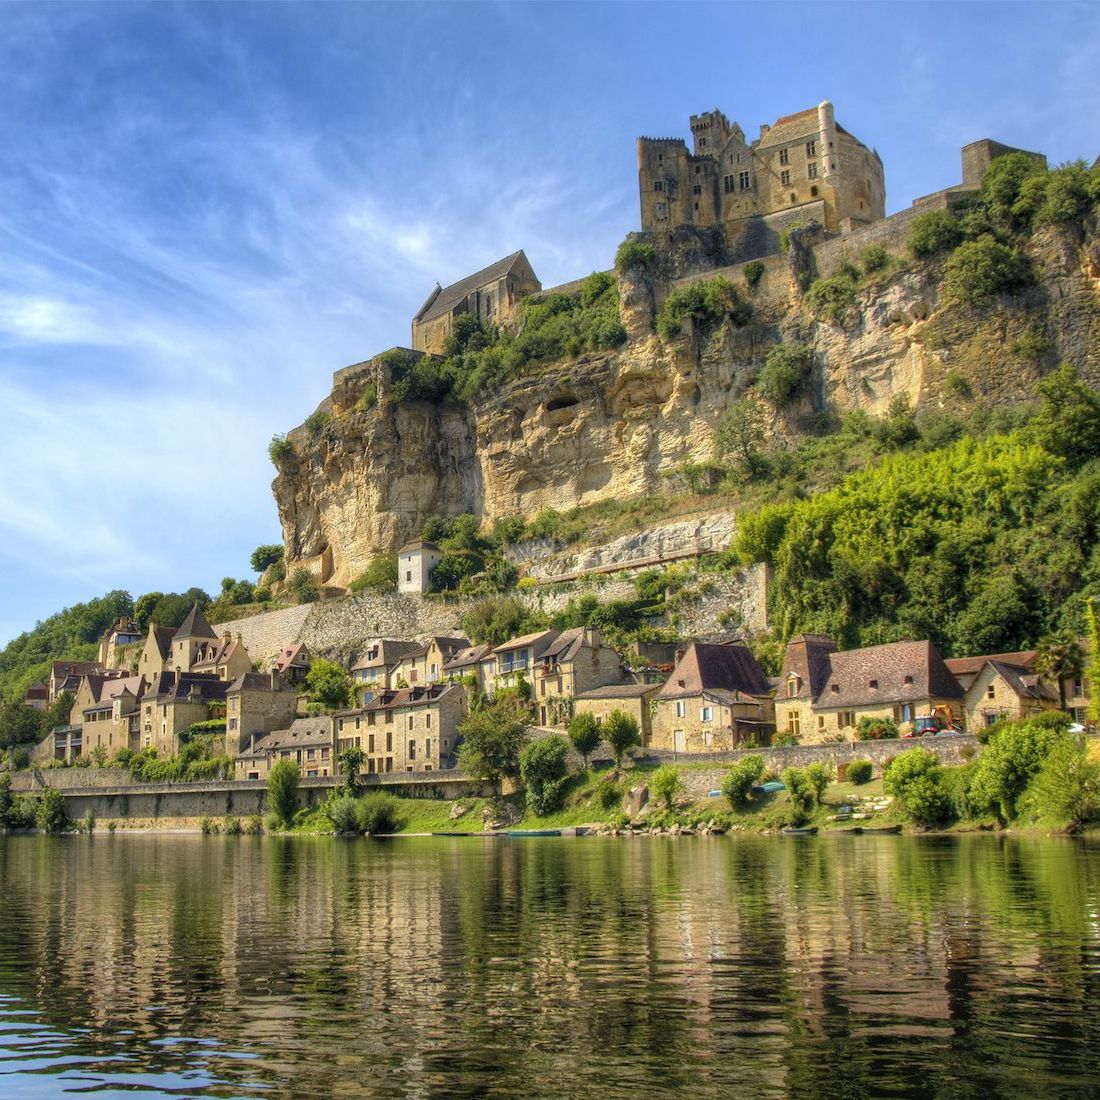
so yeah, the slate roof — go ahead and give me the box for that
[493,629,559,656]
[50,660,102,681]
[352,640,424,672]
[227,671,294,694]
[146,624,175,661]
[574,683,658,700]
[442,643,494,671]
[779,634,839,701]
[247,717,333,758]
[813,641,963,708]
[141,672,227,704]
[414,251,528,325]
[656,643,771,700]
[173,603,217,642]
[982,659,1058,703]
[945,651,1039,677]
[273,643,310,672]
[397,538,440,555]
[340,683,461,715]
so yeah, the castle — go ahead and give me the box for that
[637,101,885,239]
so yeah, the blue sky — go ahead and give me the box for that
[0,0,1097,646]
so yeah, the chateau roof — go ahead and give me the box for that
[173,604,217,642]
[146,624,176,661]
[656,643,771,700]
[416,250,529,325]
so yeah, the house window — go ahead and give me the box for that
[654,181,663,192]
[406,571,412,582]
[426,713,432,728]
[386,730,393,751]
[987,684,996,699]
[806,140,816,157]
[692,184,701,195]
[787,678,800,698]
[787,713,801,736]
[703,730,713,749]
[675,700,686,718]
[426,738,432,758]
[807,163,818,179]
[699,137,706,147]
[408,740,416,760]
[817,716,825,730]
[781,170,791,186]
[408,715,414,730]
[896,703,914,723]
[368,734,375,753]
[779,148,789,165]
[904,675,913,685]
[701,706,713,722]
[723,174,734,194]
[738,171,751,190]
[367,712,376,726]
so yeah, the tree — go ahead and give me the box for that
[0,773,11,827]
[908,210,962,256]
[0,702,45,750]
[305,659,353,711]
[1035,631,1085,713]
[721,754,765,808]
[456,703,526,791]
[288,567,319,605]
[805,761,832,803]
[519,736,570,815]
[1088,601,1100,726]
[1031,364,1100,467]
[715,395,770,477]
[250,545,284,573]
[1021,734,1100,829]
[567,712,602,770]
[942,236,1028,306]
[883,748,950,826]
[649,764,684,811]
[338,746,365,795]
[35,789,68,834]
[602,710,641,771]
[349,555,398,593]
[757,344,811,408]
[267,760,300,827]
[781,766,817,827]
[967,718,1062,824]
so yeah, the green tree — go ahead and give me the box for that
[781,766,817,827]
[757,344,811,408]
[1031,363,1100,467]
[805,761,832,802]
[908,210,963,256]
[519,735,570,815]
[349,555,399,592]
[567,712,602,769]
[267,760,300,827]
[0,702,45,750]
[715,395,770,477]
[1020,734,1100,829]
[250,545,284,573]
[967,718,1062,824]
[0,773,11,827]
[1035,631,1085,713]
[355,792,403,835]
[338,745,365,795]
[460,597,543,646]
[942,236,1028,305]
[857,716,900,741]
[721,754,765,808]
[649,764,684,810]
[1087,601,1100,725]
[602,710,641,770]
[35,788,68,834]
[305,659,353,711]
[883,748,950,826]
[456,703,527,791]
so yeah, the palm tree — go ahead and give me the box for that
[1035,632,1085,713]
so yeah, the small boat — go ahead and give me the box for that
[781,826,818,836]
[506,829,562,838]
[860,824,902,835]
[752,781,786,795]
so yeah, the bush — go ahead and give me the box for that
[430,551,480,592]
[649,764,684,810]
[349,555,398,593]
[305,658,353,711]
[355,792,402,835]
[804,272,858,324]
[805,762,832,802]
[657,277,751,340]
[519,736,570,815]
[779,222,809,252]
[771,730,799,748]
[857,716,900,741]
[244,814,264,835]
[721,754,765,808]
[942,236,1028,305]
[615,239,656,273]
[35,789,68,834]
[1020,734,1100,830]
[304,409,329,435]
[326,795,360,834]
[222,814,242,836]
[288,567,318,605]
[743,260,765,289]
[847,759,873,784]
[268,434,294,467]
[967,717,1061,824]
[883,748,950,826]
[781,767,817,827]
[757,344,811,407]
[861,243,888,273]
[199,816,219,835]
[908,210,963,257]
[593,774,622,810]
[267,760,300,827]
[568,712,602,768]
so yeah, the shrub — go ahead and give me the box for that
[1020,734,1100,830]
[861,243,889,273]
[967,718,1062,824]
[267,760,300,827]
[743,260,765,289]
[721,754,765,808]
[601,711,641,769]
[804,272,858,324]
[657,277,751,340]
[288,567,318,605]
[649,764,684,810]
[615,239,656,273]
[942,236,1028,305]
[757,343,811,408]
[199,816,219,835]
[771,730,799,748]
[430,551,480,592]
[326,795,360,834]
[244,814,264,835]
[847,759,873,784]
[457,703,527,789]
[908,210,963,257]
[805,762,832,802]
[781,766,817,827]
[34,789,68,834]
[250,544,284,573]
[883,748,950,826]
[305,658,353,711]
[268,434,294,467]
[943,369,972,399]
[355,383,378,412]
[349,555,398,593]
[356,792,402,835]
[304,409,329,435]
[568,712,602,768]
[222,815,242,836]
[857,716,900,741]
[519,736,570,816]
[779,222,808,252]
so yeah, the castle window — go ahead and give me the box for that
[738,171,751,190]
[780,170,791,186]
[806,140,816,157]
[779,148,789,166]
[699,137,706,147]
[654,181,663,192]
[655,202,667,219]
[723,174,734,194]
[808,163,818,179]
[694,166,700,175]
[694,202,699,211]
[692,184,701,195]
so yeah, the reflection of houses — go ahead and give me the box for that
[335,684,467,773]
[235,716,335,781]
[574,683,661,745]
[776,634,964,742]
[651,642,773,752]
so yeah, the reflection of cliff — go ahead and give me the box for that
[275,219,1100,589]
[1,837,1100,1095]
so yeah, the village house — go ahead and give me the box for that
[396,539,442,595]
[528,627,624,726]
[441,642,494,692]
[235,716,335,781]
[351,639,425,700]
[957,659,1058,731]
[73,674,146,758]
[335,683,467,774]
[137,671,228,756]
[651,642,774,752]
[97,616,142,669]
[136,623,176,679]
[48,659,103,702]
[271,642,312,687]
[573,682,662,745]
[22,682,48,711]
[225,671,300,756]
[189,630,254,682]
[943,650,1038,693]
[390,636,471,688]
[776,634,965,742]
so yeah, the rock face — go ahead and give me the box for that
[274,220,1100,589]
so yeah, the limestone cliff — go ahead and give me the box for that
[273,218,1100,590]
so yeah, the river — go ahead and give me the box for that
[0,833,1098,1098]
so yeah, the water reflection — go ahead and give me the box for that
[0,834,1098,1097]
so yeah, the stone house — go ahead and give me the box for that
[137,672,229,757]
[960,659,1058,731]
[944,650,1039,693]
[167,604,221,674]
[272,642,312,687]
[411,250,541,354]
[97,616,142,668]
[441,642,495,692]
[74,674,146,758]
[776,635,965,742]
[235,716,335,781]
[48,660,102,702]
[573,683,662,746]
[396,539,443,595]
[189,631,254,682]
[351,639,425,701]
[137,623,176,679]
[528,627,624,727]
[651,642,774,752]
[225,671,300,756]
[481,630,558,697]
[335,683,467,774]
[390,637,470,688]
[23,682,48,711]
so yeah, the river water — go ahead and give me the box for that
[0,833,1099,1098]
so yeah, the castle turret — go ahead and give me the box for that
[817,100,837,181]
